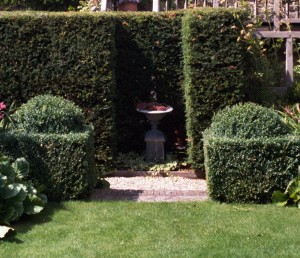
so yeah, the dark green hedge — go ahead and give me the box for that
[114,12,185,152]
[0,12,116,173]
[0,10,253,174]
[0,0,79,11]
[203,135,300,203]
[182,9,248,171]
[0,126,97,201]
[13,94,86,134]
[208,102,291,138]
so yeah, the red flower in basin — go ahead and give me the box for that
[136,102,171,112]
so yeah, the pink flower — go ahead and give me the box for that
[0,113,4,119]
[0,102,6,111]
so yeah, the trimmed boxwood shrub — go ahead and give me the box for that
[0,95,97,201]
[0,129,97,201]
[13,94,85,134]
[182,9,248,171]
[203,103,299,203]
[208,102,292,138]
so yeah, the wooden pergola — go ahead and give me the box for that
[101,0,300,88]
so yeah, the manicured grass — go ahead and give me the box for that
[1,201,299,258]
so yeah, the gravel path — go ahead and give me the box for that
[106,176,207,191]
[90,175,208,202]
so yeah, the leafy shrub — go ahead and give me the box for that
[182,10,248,171]
[0,95,97,201]
[209,102,291,138]
[0,101,16,131]
[277,103,300,134]
[0,12,116,174]
[272,166,300,208]
[0,156,47,225]
[0,127,97,201]
[203,103,298,203]
[0,0,80,11]
[13,94,85,134]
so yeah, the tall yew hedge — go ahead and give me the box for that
[0,10,250,175]
[114,12,185,153]
[182,9,248,172]
[0,12,116,173]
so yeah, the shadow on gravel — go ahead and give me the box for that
[90,189,145,201]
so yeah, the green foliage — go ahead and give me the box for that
[0,156,47,226]
[272,166,300,208]
[204,103,298,203]
[237,18,285,89]
[115,152,182,174]
[204,135,300,203]
[114,12,185,153]
[0,12,116,174]
[0,10,259,174]
[209,102,291,138]
[182,9,248,170]
[2,202,300,256]
[13,94,85,134]
[277,103,300,134]
[0,0,80,11]
[0,127,97,201]
[0,101,17,131]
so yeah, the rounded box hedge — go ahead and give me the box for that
[203,103,300,203]
[1,95,97,201]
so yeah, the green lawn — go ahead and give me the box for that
[1,201,299,258]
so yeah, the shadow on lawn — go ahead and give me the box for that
[90,188,145,201]
[4,202,66,244]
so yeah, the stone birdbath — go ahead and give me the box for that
[136,102,173,162]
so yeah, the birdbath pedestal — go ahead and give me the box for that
[137,105,173,162]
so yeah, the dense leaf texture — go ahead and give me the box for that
[0,157,46,225]
[0,10,250,172]
[114,12,185,152]
[13,94,85,134]
[182,10,248,170]
[0,127,97,201]
[204,104,299,203]
[209,102,291,138]
[0,12,116,173]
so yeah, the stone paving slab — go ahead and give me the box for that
[90,189,208,202]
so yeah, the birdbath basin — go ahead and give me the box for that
[136,103,173,162]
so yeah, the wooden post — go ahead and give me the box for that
[286,38,294,87]
[213,0,219,8]
[175,0,178,9]
[153,0,160,11]
[273,0,280,30]
[253,0,257,17]
[101,0,108,11]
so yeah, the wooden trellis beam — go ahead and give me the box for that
[255,29,297,88]
[255,31,300,38]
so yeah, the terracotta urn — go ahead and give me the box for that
[118,2,138,11]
